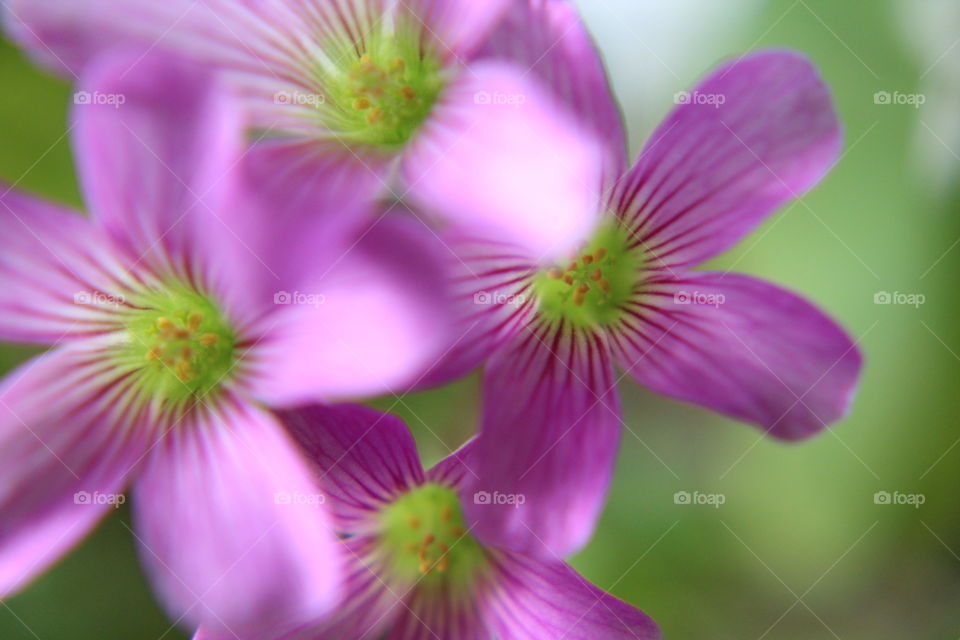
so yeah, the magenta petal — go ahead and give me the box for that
[478,0,628,182]
[0,347,150,597]
[614,50,842,268]
[275,404,425,531]
[0,186,132,343]
[407,0,511,60]
[73,49,242,264]
[483,554,661,640]
[403,62,604,261]
[133,399,341,637]
[465,325,620,558]
[612,272,863,439]
[248,216,455,404]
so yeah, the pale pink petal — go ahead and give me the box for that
[248,216,456,404]
[405,0,511,61]
[482,553,661,640]
[478,0,628,182]
[133,398,341,637]
[275,403,425,531]
[613,50,842,268]
[464,323,620,558]
[0,345,152,598]
[402,62,604,261]
[0,186,134,343]
[610,272,863,440]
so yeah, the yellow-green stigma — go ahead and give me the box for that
[534,222,642,327]
[325,26,444,148]
[120,286,236,403]
[378,484,487,590]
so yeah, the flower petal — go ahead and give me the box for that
[0,186,134,343]
[610,272,863,440]
[477,0,628,182]
[406,0,511,60]
[133,398,341,637]
[464,323,621,558]
[73,49,243,265]
[612,50,841,268]
[482,553,661,640]
[275,403,425,532]
[0,346,151,598]
[402,62,604,261]
[248,216,456,404]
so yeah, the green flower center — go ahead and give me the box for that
[322,25,445,149]
[118,285,237,404]
[378,484,487,590]
[533,222,642,327]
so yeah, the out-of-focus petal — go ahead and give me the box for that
[133,398,341,637]
[482,553,661,640]
[610,272,863,440]
[405,0,511,61]
[275,404,425,531]
[248,216,456,404]
[0,345,152,598]
[478,0,628,182]
[612,50,841,269]
[0,186,135,343]
[402,62,604,262]
[464,323,620,558]
[72,50,243,266]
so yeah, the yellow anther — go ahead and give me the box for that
[567,260,578,271]
[423,534,435,546]
[582,254,595,265]
[440,505,452,522]
[573,284,589,307]
[594,247,607,260]
[353,97,371,110]
[199,333,219,347]
[399,85,417,101]
[562,274,574,286]
[173,328,191,340]
[590,268,603,281]
[598,278,611,293]
[146,346,162,361]
[174,359,193,382]
[157,317,174,331]
[547,268,564,280]
[419,560,431,575]
[181,346,193,360]
[187,312,203,331]
[366,108,384,125]
[408,516,421,530]
[450,525,465,538]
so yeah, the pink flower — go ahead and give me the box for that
[0,51,451,636]
[5,0,609,258]
[195,403,661,640]
[426,49,864,558]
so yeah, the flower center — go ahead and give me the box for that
[323,25,444,148]
[533,222,642,327]
[119,285,237,403]
[378,484,487,590]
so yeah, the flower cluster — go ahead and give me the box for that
[0,1,861,638]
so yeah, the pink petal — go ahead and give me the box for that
[406,0,511,60]
[611,272,863,440]
[464,323,620,558]
[73,49,243,265]
[248,216,456,404]
[612,50,842,268]
[386,587,486,640]
[402,62,604,261]
[275,404,425,531]
[0,346,151,598]
[133,398,341,637]
[0,186,133,343]
[482,553,661,640]
[477,0,628,182]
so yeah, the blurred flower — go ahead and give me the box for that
[193,404,661,640]
[5,0,609,258]
[0,51,453,636]
[426,49,863,558]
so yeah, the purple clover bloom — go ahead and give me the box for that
[194,404,661,640]
[0,51,452,636]
[6,0,609,258]
[425,50,864,558]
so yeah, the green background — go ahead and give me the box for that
[1,0,958,638]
